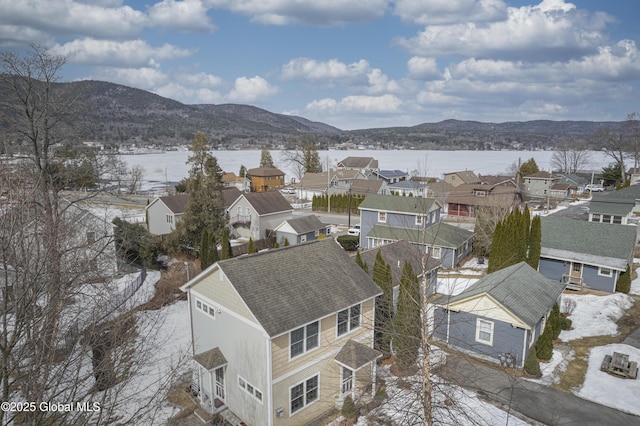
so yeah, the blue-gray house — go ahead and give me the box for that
[432,262,566,368]
[357,194,473,268]
[538,217,636,293]
[273,215,330,246]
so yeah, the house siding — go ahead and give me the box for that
[271,299,375,380]
[192,270,255,322]
[147,201,176,236]
[434,308,527,367]
[538,257,618,292]
[189,291,270,425]
[359,208,440,250]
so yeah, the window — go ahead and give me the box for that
[290,321,319,358]
[238,376,262,403]
[291,375,319,414]
[603,215,612,223]
[599,267,613,277]
[573,263,581,272]
[337,304,361,336]
[613,216,622,224]
[415,215,424,226]
[237,206,242,216]
[341,367,353,394]
[196,298,215,319]
[166,214,173,224]
[246,207,251,216]
[591,214,601,222]
[430,247,441,259]
[476,319,494,345]
[378,211,387,223]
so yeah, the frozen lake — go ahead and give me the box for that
[121,149,610,194]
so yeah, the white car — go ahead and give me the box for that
[585,184,605,192]
[347,224,361,236]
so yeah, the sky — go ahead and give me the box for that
[1,0,639,130]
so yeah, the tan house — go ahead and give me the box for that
[247,167,285,192]
[443,171,480,187]
[446,182,522,219]
[181,239,382,425]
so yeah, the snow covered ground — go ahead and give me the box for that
[559,292,633,342]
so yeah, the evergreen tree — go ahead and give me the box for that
[527,215,541,269]
[519,157,540,177]
[536,328,553,361]
[355,250,368,273]
[200,229,214,270]
[372,252,392,354]
[393,261,421,371]
[238,164,247,178]
[524,346,542,377]
[283,238,290,246]
[260,147,274,168]
[167,133,225,254]
[303,145,323,173]
[247,237,257,254]
[616,264,631,293]
[220,227,233,259]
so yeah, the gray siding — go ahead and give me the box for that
[538,257,567,282]
[147,201,176,236]
[539,257,618,292]
[433,308,527,367]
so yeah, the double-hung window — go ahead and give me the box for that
[337,304,361,336]
[290,321,319,358]
[475,319,494,345]
[290,375,319,414]
[378,211,387,223]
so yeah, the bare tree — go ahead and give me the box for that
[0,45,179,425]
[595,125,630,183]
[623,113,640,170]
[550,139,592,174]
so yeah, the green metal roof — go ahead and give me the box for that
[367,222,473,249]
[434,262,565,328]
[358,194,438,214]
[541,217,636,266]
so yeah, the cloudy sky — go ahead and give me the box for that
[1,0,638,130]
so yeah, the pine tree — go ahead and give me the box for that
[550,303,561,339]
[527,215,541,269]
[394,261,421,372]
[373,251,392,354]
[283,238,289,246]
[259,147,274,168]
[247,237,257,254]
[524,346,542,377]
[616,264,631,293]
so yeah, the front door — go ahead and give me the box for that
[571,262,583,281]
[214,367,225,402]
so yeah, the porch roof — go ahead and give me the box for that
[335,339,382,370]
[193,347,227,371]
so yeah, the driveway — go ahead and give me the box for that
[437,355,640,425]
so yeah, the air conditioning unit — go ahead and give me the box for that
[276,407,284,417]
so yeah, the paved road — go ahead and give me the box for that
[437,356,640,426]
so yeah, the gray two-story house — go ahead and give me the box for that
[228,192,294,240]
[357,194,473,269]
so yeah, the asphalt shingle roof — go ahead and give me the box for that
[247,167,285,177]
[160,194,190,214]
[193,347,227,370]
[359,240,440,288]
[358,194,437,214]
[279,215,325,234]
[367,223,473,249]
[540,217,636,270]
[243,191,293,215]
[335,339,382,370]
[217,239,382,337]
[434,262,565,328]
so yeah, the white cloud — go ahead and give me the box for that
[88,67,169,90]
[148,0,216,32]
[366,69,400,95]
[396,0,614,61]
[207,0,388,26]
[0,25,55,48]
[407,57,441,80]
[281,58,370,81]
[393,0,507,25]
[180,72,223,88]
[0,0,148,40]
[225,76,278,102]
[307,94,402,114]
[52,38,194,67]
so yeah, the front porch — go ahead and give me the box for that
[561,274,584,290]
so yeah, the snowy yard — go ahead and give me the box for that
[558,292,633,342]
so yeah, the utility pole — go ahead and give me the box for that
[327,156,331,213]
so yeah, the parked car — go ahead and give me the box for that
[585,184,605,192]
[347,224,361,236]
